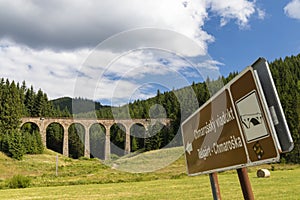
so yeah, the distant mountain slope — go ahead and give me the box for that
[51,97,104,114]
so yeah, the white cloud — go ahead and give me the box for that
[0,0,212,53]
[0,0,262,105]
[284,0,300,20]
[257,8,266,20]
[74,47,212,105]
[0,39,89,98]
[208,0,256,28]
[0,0,259,51]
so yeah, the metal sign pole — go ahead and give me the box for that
[209,172,222,200]
[237,168,254,200]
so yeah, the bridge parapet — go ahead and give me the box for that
[21,117,170,129]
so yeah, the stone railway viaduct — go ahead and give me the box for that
[21,117,170,160]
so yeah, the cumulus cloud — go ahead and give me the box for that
[0,0,259,51]
[0,0,262,104]
[208,0,257,27]
[0,39,89,98]
[0,0,211,52]
[284,0,300,20]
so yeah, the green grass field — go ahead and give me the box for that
[0,168,299,199]
[0,148,300,199]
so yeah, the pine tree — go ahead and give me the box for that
[24,86,35,116]
[0,80,22,131]
[2,129,25,160]
[33,89,44,117]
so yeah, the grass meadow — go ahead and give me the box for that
[0,147,299,199]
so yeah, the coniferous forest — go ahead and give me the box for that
[0,54,299,163]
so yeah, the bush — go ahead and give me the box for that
[7,175,31,189]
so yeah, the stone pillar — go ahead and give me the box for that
[63,126,69,157]
[41,129,47,147]
[105,126,111,160]
[39,120,47,147]
[84,126,90,158]
[125,126,131,154]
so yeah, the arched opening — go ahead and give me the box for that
[145,122,169,151]
[21,122,39,132]
[130,123,146,152]
[68,123,85,159]
[89,123,106,160]
[46,122,64,154]
[20,122,43,154]
[110,123,126,156]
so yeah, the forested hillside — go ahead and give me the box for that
[0,54,300,163]
[52,97,103,114]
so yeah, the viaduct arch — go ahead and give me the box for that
[21,117,170,160]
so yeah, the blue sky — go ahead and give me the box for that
[206,0,300,75]
[0,0,300,106]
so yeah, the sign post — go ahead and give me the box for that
[181,58,293,199]
[237,168,254,200]
[209,172,222,200]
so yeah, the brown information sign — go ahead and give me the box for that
[182,67,280,175]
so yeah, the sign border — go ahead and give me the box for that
[182,66,281,176]
[251,58,294,153]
